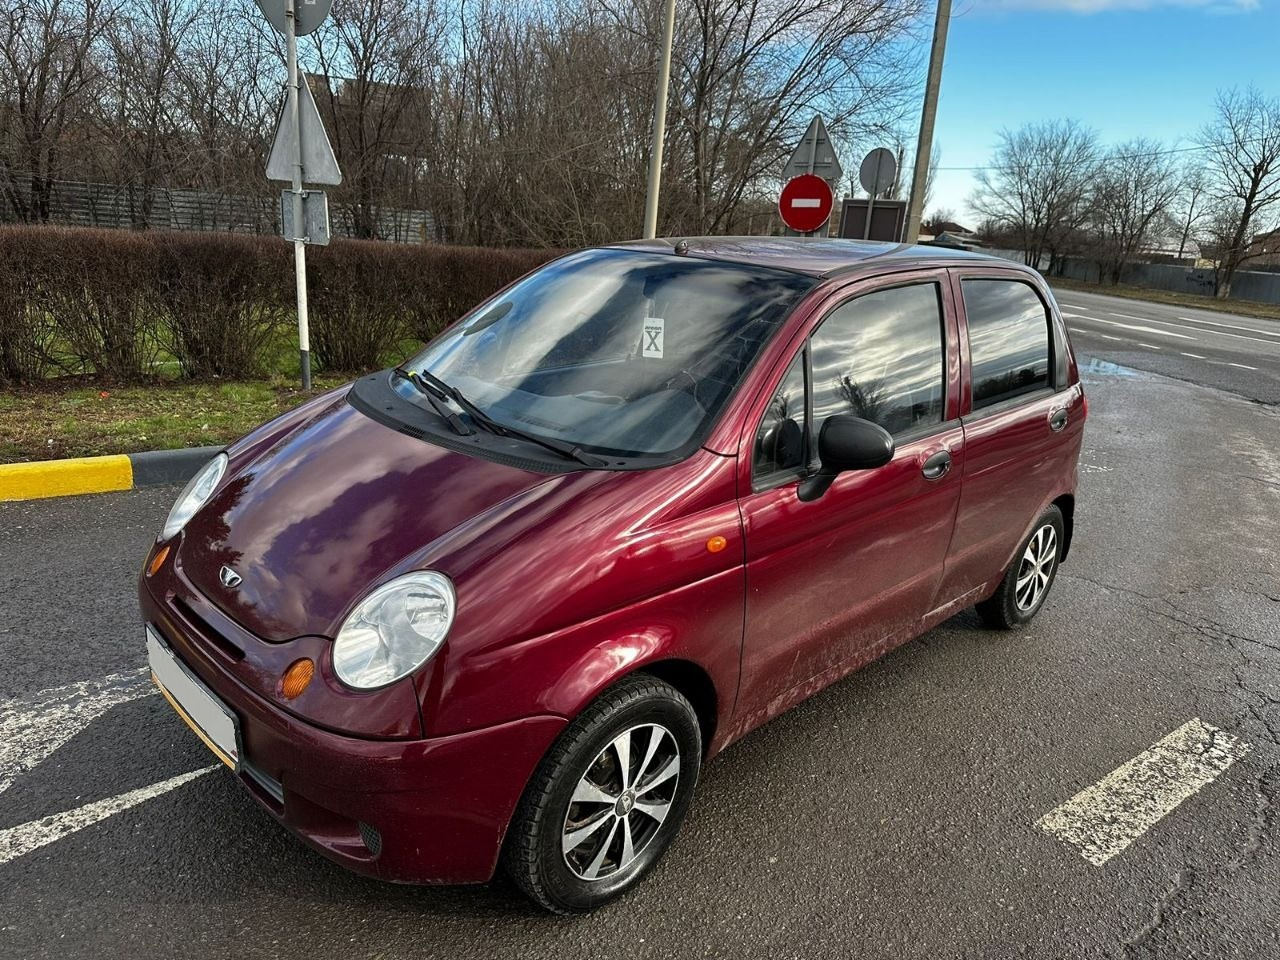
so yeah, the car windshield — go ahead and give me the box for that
[406,248,815,459]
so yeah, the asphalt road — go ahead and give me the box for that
[3,314,1280,958]
[1053,287,1280,404]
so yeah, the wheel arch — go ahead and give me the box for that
[635,658,719,758]
[1052,492,1075,561]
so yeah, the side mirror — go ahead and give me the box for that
[797,415,894,502]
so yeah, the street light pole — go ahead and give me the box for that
[905,0,951,244]
[642,0,677,240]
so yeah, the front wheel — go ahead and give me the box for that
[976,505,1064,629]
[502,674,702,913]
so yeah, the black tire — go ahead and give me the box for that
[502,674,702,914]
[976,505,1065,630]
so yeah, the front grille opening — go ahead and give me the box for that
[171,596,245,661]
[358,821,383,857]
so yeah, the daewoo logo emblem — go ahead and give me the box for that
[219,565,243,588]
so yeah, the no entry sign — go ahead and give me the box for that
[779,174,834,234]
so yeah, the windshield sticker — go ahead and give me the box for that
[642,317,665,358]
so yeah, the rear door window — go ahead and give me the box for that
[961,279,1052,410]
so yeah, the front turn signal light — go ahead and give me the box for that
[147,545,170,577]
[281,658,315,700]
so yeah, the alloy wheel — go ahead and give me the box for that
[561,723,680,881]
[1015,523,1058,612]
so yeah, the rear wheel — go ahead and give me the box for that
[503,674,701,913]
[976,505,1064,630]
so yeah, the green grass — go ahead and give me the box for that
[0,374,348,464]
[1049,277,1280,322]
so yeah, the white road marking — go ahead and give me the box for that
[0,669,155,796]
[1062,313,1197,340]
[1098,334,1125,341]
[0,766,217,866]
[1228,362,1258,370]
[1109,311,1156,321]
[1137,343,1163,350]
[1177,315,1280,340]
[1038,718,1249,866]
[1181,352,1206,359]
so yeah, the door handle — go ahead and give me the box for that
[922,449,951,481]
[1049,408,1069,432]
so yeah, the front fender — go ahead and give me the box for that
[422,565,744,754]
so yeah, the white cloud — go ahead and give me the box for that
[970,0,1258,12]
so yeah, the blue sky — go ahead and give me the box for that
[926,0,1279,225]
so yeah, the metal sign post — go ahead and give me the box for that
[285,0,310,388]
[258,0,338,390]
[858,148,897,241]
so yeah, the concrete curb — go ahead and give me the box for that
[0,446,222,503]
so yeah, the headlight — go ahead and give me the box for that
[332,572,456,689]
[161,453,228,540]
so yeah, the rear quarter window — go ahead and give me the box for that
[961,279,1052,410]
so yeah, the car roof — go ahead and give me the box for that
[606,236,1026,280]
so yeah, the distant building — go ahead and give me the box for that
[921,222,982,250]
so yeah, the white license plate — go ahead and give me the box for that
[147,625,240,769]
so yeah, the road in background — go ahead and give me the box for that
[1052,287,1280,404]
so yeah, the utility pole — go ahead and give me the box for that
[905,0,951,244]
[642,0,677,239]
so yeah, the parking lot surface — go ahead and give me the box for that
[2,325,1279,958]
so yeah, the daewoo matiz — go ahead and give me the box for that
[141,237,1085,913]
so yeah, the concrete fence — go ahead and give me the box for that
[986,248,1280,306]
[0,174,436,244]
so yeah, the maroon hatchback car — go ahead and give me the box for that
[141,237,1085,912]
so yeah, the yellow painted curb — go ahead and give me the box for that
[0,455,134,502]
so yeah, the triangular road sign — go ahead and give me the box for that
[782,115,843,186]
[267,74,342,186]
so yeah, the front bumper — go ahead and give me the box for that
[140,577,567,884]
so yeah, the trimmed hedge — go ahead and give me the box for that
[0,226,563,384]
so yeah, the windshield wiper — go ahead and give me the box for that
[413,368,606,469]
[392,366,473,437]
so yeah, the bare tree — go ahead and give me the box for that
[601,0,924,236]
[309,0,445,239]
[1088,138,1179,284]
[1198,87,1280,297]
[0,0,115,221]
[921,205,956,236]
[969,119,1099,271]
[1171,162,1209,262]
[99,0,196,227]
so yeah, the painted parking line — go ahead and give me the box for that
[0,766,217,866]
[1,669,154,795]
[1038,718,1249,866]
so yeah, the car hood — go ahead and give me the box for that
[177,394,573,642]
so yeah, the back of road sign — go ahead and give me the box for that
[255,0,332,36]
[782,116,844,186]
[266,76,342,186]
